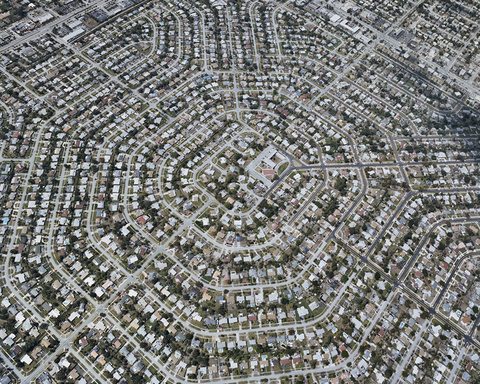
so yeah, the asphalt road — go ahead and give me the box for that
[0,0,479,382]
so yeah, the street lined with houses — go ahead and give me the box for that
[0,0,478,383]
